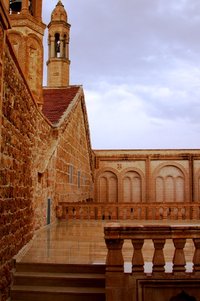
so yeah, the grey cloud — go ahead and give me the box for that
[43,0,200,149]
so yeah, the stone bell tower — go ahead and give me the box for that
[6,0,46,107]
[47,1,71,87]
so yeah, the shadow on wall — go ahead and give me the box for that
[170,291,196,301]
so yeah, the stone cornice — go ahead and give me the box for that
[10,14,46,35]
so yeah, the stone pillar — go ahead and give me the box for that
[105,238,125,301]
[21,0,29,14]
[35,0,42,20]
[173,238,186,273]
[193,238,200,273]
[50,36,55,58]
[146,156,151,203]
[152,239,166,273]
[65,39,69,59]
[189,155,194,204]
[132,239,144,273]
[60,37,64,57]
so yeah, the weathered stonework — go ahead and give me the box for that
[1,1,200,301]
[94,150,200,204]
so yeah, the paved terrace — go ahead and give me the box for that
[15,220,200,273]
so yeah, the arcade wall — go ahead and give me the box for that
[94,150,200,204]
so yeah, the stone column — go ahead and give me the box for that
[105,238,126,301]
[173,238,186,273]
[146,156,151,203]
[65,38,69,59]
[189,155,194,204]
[35,1,42,20]
[193,238,200,273]
[152,239,166,273]
[60,37,64,58]
[21,0,29,14]
[50,36,55,58]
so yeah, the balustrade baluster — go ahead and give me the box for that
[89,206,95,219]
[56,205,63,219]
[178,207,183,220]
[152,239,166,273]
[193,238,200,273]
[141,206,146,219]
[132,239,144,273]
[105,238,124,272]
[163,207,168,219]
[112,206,117,219]
[155,207,160,220]
[75,206,80,219]
[170,207,174,219]
[97,206,101,220]
[172,238,186,273]
[185,206,190,219]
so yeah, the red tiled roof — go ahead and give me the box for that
[42,86,80,124]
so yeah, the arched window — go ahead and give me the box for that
[55,33,60,57]
[122,171,142,203]
[155,165,185,203]
[10,0,22,14]
[98,171,118,203]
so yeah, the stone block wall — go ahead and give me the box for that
[56,98,93,204]
[0,14,93,300]
[0,38,35,301]
[94,150,200,204]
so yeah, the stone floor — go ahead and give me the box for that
[15,219,199,273]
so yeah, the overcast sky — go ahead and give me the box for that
[42,0,200,150]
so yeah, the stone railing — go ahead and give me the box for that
[56,202,200,220]
[104,224,200,301]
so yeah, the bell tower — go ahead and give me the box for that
[7,0,46,107]
[47,1,71,87]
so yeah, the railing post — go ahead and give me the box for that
[97,206,102,220]
[177,206,183,220]
[141,206,146,219]
[105,238,125,301]
[155,206,160,220]
[193,238,200,273]
[132,239,144,273]
[163,207,168,220]
[89,206,95,219]
[152,239,166,273]
[56,205,63,219]
[172,238,186,273]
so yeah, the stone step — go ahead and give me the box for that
[11,285,106,301]
[14,271,105,287]
[15,262,105,274]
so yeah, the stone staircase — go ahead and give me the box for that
[11,262,106,301]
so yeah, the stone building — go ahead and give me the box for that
[0,1,93,299]
[0,1,200,301]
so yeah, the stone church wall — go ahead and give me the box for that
[0,33,53,300]
[0,14,93,300]
[56,98,93,204]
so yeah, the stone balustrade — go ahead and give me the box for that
[57,202,200,220]
[104,224,200,301]
[104,224,200,274]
